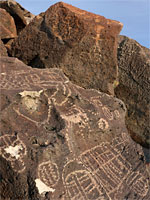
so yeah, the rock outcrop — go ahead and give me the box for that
[0,56,149,199]
[10,2,123,95]
[0,8,17,40]
[0,40,8,56]
[115,35,150,148]
[0,0,35,34]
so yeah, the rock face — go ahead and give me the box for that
[0,40,8,56]
[0,56,150,200]
[115,35,150,148]
[0,8,17,39]
[10,2,123,95]
[0,0,35,34]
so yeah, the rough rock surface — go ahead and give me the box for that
[0,156,39,200]
[10,2,123,95]
[115,35,150,148]
[0,56,150,200]
[0,0,35,34]
[0,40,8,56]
[0,8,17,39]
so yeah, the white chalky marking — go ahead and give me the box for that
[4,145,23,159]
[35,179,55,194]
[19,90,43,98]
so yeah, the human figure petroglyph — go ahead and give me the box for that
[0,134,27,172]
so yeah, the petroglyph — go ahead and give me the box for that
[126,172,149,197]
[114,110,120,119]
[1,60,69,91]
[0,134,27,172]
[77,134,149,198]
[98,118,109,130]
[61,105,89,126]
[102,106,113,121]
[90,96,103,108]
[63,160,108,200]
[38,161,59,187]
[64,170,106,200]
[35,133,149,199]
[1,57,149,199]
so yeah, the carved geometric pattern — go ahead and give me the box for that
[102,106,113,121]
[1,61,149,198]
[0,134,27,172]
[98,118,109,130]
[78,135,149,198]
[126,171,149,197]
[64,170,107,200]
[114,110,120,119]
[38,161,60,187]
[62,160,108,200]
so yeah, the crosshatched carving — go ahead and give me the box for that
[102,106,113,121]
[38,161,60,187]
[1,57,149,199]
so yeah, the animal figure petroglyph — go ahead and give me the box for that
[1,58,149,199]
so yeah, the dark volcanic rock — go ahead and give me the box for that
[0,56,150,199]
[10,2,123,95]
[0,156,39,200]
[0,0,35,34]
[115,35,150,148]
[0,8,17,39]
[0,40,8,56]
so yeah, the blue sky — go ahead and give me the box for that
[17,0,149,48]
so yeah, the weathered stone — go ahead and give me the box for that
[0,40,8,56]
[0,156,40,200]
[0,8,17,39]
[115,35,150,148]
[0,0,35,34]
[0,56,149,199]
[10,2,123,95]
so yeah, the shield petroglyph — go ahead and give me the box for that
[1,57,149,199]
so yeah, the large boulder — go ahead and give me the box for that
[10,2,123,95]
[0,8,17,40]
[0,0,35,34]
[115,35,150,148]
[0,56,149,199]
